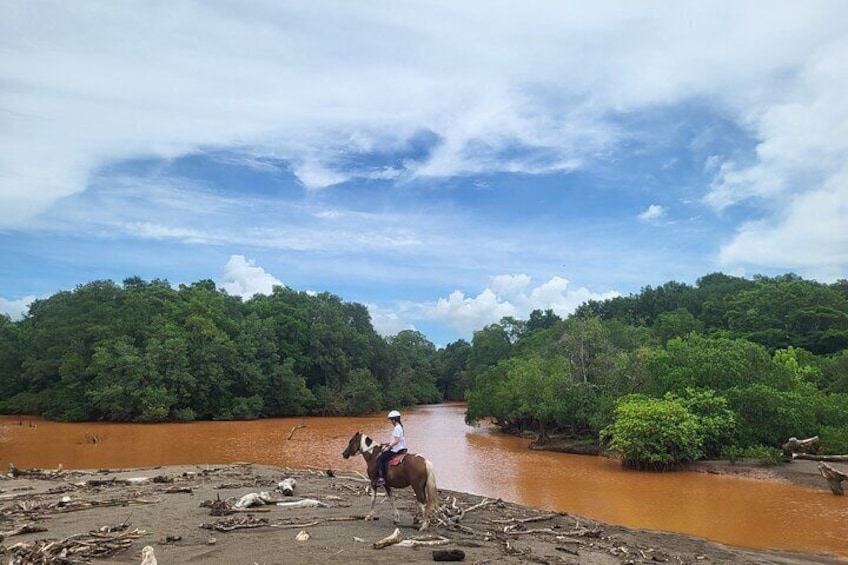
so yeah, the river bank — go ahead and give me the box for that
[0,462,843,565]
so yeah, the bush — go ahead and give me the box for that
[740,445,784,466]
[819,426,848,455]
[668,388,736,458]
[602,395,704,470]
[721,445,745,464]
[726,384,817,448]
[171,407,196,422]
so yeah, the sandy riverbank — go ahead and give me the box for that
[0,461,844,565]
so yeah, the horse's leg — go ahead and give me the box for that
[417,500,429,530]
[365,484,378,521]
[411,483,429,530]
[385,486,399,525]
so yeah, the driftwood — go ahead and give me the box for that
[276,498,328,508]
[8,463,65,480]
[0,523,49,539]
[140,545,158,565]
[3,528,147,563]
[278,478,297,496]
[373,527,402,549]
[794,453,848,462]
[287,422,307,440]
[396,535,451,547]
[491,514,557,524]
[818,462,848,495]
[270,520,320,529]
[782,436,848,494]
[200,515,270,531]
[782,436,819,458]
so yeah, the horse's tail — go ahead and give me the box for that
[424,459,438,517]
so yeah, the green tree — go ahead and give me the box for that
[602,395,704,470]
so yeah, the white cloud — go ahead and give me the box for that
[717,170,848,281]
[424,275,619,336]
[366,304,416,337]
[710,39,848,278]
[0,296,37,320]
[3,2,846,233]
[219,255,284,297]
[638,204,666,222]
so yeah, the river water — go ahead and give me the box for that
[1,403,846,558]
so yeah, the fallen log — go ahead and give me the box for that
[287,422,308,440]
[396,536,451,547]
[373,527,402,549]
[276,498,328,508]
[794,453,848,462]
[782,436,819,458]
[818,462,848,495]
[0,523,49,538]
[8,463,65,480]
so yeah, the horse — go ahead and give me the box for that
[342,431,438,530]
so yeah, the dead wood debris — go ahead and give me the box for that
[200,515,270,532]
[818,462,848,495]
[7,464,66,481]
[2,528,147,564]
[783,436,848,494]
[287,422,308,440]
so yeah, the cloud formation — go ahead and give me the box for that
[220,255,284,297]
[0,296,36,321]
[426,275,619,337]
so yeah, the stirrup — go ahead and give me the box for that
[375,477,386,487]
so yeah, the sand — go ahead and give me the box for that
[0,461,843,565]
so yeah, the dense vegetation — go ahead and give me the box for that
[463,273,848,468]
[0,278,444,421]
[1,271,847,470]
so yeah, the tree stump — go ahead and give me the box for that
[817,462,848,495]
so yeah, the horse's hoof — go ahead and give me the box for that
[365,514,376,521]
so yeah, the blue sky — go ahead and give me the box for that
[2,1,847,345]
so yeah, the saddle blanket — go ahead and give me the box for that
[388,451,411,466]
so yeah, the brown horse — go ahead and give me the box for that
[342,431,438,530]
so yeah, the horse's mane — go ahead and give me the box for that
[359,432,380,453]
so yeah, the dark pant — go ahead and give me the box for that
[376,449,406,479]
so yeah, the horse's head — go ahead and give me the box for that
[342,431,363,459]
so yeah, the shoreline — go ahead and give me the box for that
[1,462,845,564]
[529,436,834,491]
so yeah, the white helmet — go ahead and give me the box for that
[387,410,401,419]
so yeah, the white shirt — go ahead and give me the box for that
[390,423,406,453]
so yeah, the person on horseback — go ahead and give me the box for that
[374,409,406,487]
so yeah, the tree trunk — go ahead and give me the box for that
[817,462,848,496]
[793,453,848,462]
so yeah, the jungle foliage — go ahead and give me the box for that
[464,273,848,469]
[0,278,445,421]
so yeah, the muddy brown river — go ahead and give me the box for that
[2,403,845,558]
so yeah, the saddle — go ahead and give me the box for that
[387,450,409,466]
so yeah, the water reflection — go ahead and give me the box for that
[1,404,846,559]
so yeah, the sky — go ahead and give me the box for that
[2,1,847,346]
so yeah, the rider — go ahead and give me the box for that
[375,410,407,487]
